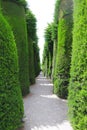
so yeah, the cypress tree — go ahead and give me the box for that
[68,0,87,129]
[26,10,36,84]
[52,0,60,80]
[42,42,49,76]
[43,24,53,78]
[26,9,40,83]
[0,13,24,130]
[1,0,30,96]
[54,0,73,99]
[33,39,40,77]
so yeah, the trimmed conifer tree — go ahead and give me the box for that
[0,13,24,130]
[1,0,30,96]
[26,9,36,84]
[26,9,40,83]
[68,0,87,129]
[46,24,53,78]
[42,42,49,76]
[52,0,60,80]
[33,39,41,77]
[54,0,73,99]
[28,37,35,84]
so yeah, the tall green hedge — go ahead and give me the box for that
[68,0,87,129]
[33,41,40,77]
[3,0,27,7]
[42,42,49,76]
[0,13,24,130]
[53,0,73,99]
[1,0,30,96]
[28,37,35,84]
[26,9,40,81]
[43,24,53,78]
[52,0,60,81]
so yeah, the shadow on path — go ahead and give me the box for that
[19,72,73,130]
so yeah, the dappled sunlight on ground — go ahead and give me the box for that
[40,94,67,103]
[40,83,53,86]
[31,120,73,130]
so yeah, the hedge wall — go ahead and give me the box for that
[52,0,60,81]
[68,0,87,129]
[53,0,73,99]
[43,24,53,78]
[26,9,40,80]
[42,42,49,77]
[33,41,40,77]
[1,0,30,96]
[3,0,27,8]
[28,37,35,84]
[0,13,24,130]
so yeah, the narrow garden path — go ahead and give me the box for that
[20,72,73,130]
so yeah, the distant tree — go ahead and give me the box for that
[43,24,53,78]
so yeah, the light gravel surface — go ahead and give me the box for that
[20,73,73,130]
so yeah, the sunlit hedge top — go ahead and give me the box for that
[3,0,27,7]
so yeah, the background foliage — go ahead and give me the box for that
[43,24,53,78]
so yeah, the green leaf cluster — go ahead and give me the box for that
[0,13,24,130]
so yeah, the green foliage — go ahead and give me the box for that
[54,0,60,24]
[26,9,37,40]
[43,24,53,78]
[42,43,49,77]
[52,0,60,40]
[0,13,24,130]
[54,16,72,99]
[3,0,27,8]
[28,37,35,84]
[52,22,58,40]
[26,9,40,79]
[68,0,87,129]
[33,41,40,77]
[1,1,30,96]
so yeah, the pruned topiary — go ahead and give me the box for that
[1,0,30,96]
[0,13,24,130]
[68,0,87,129]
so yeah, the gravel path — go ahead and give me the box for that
[20,73,73,130]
